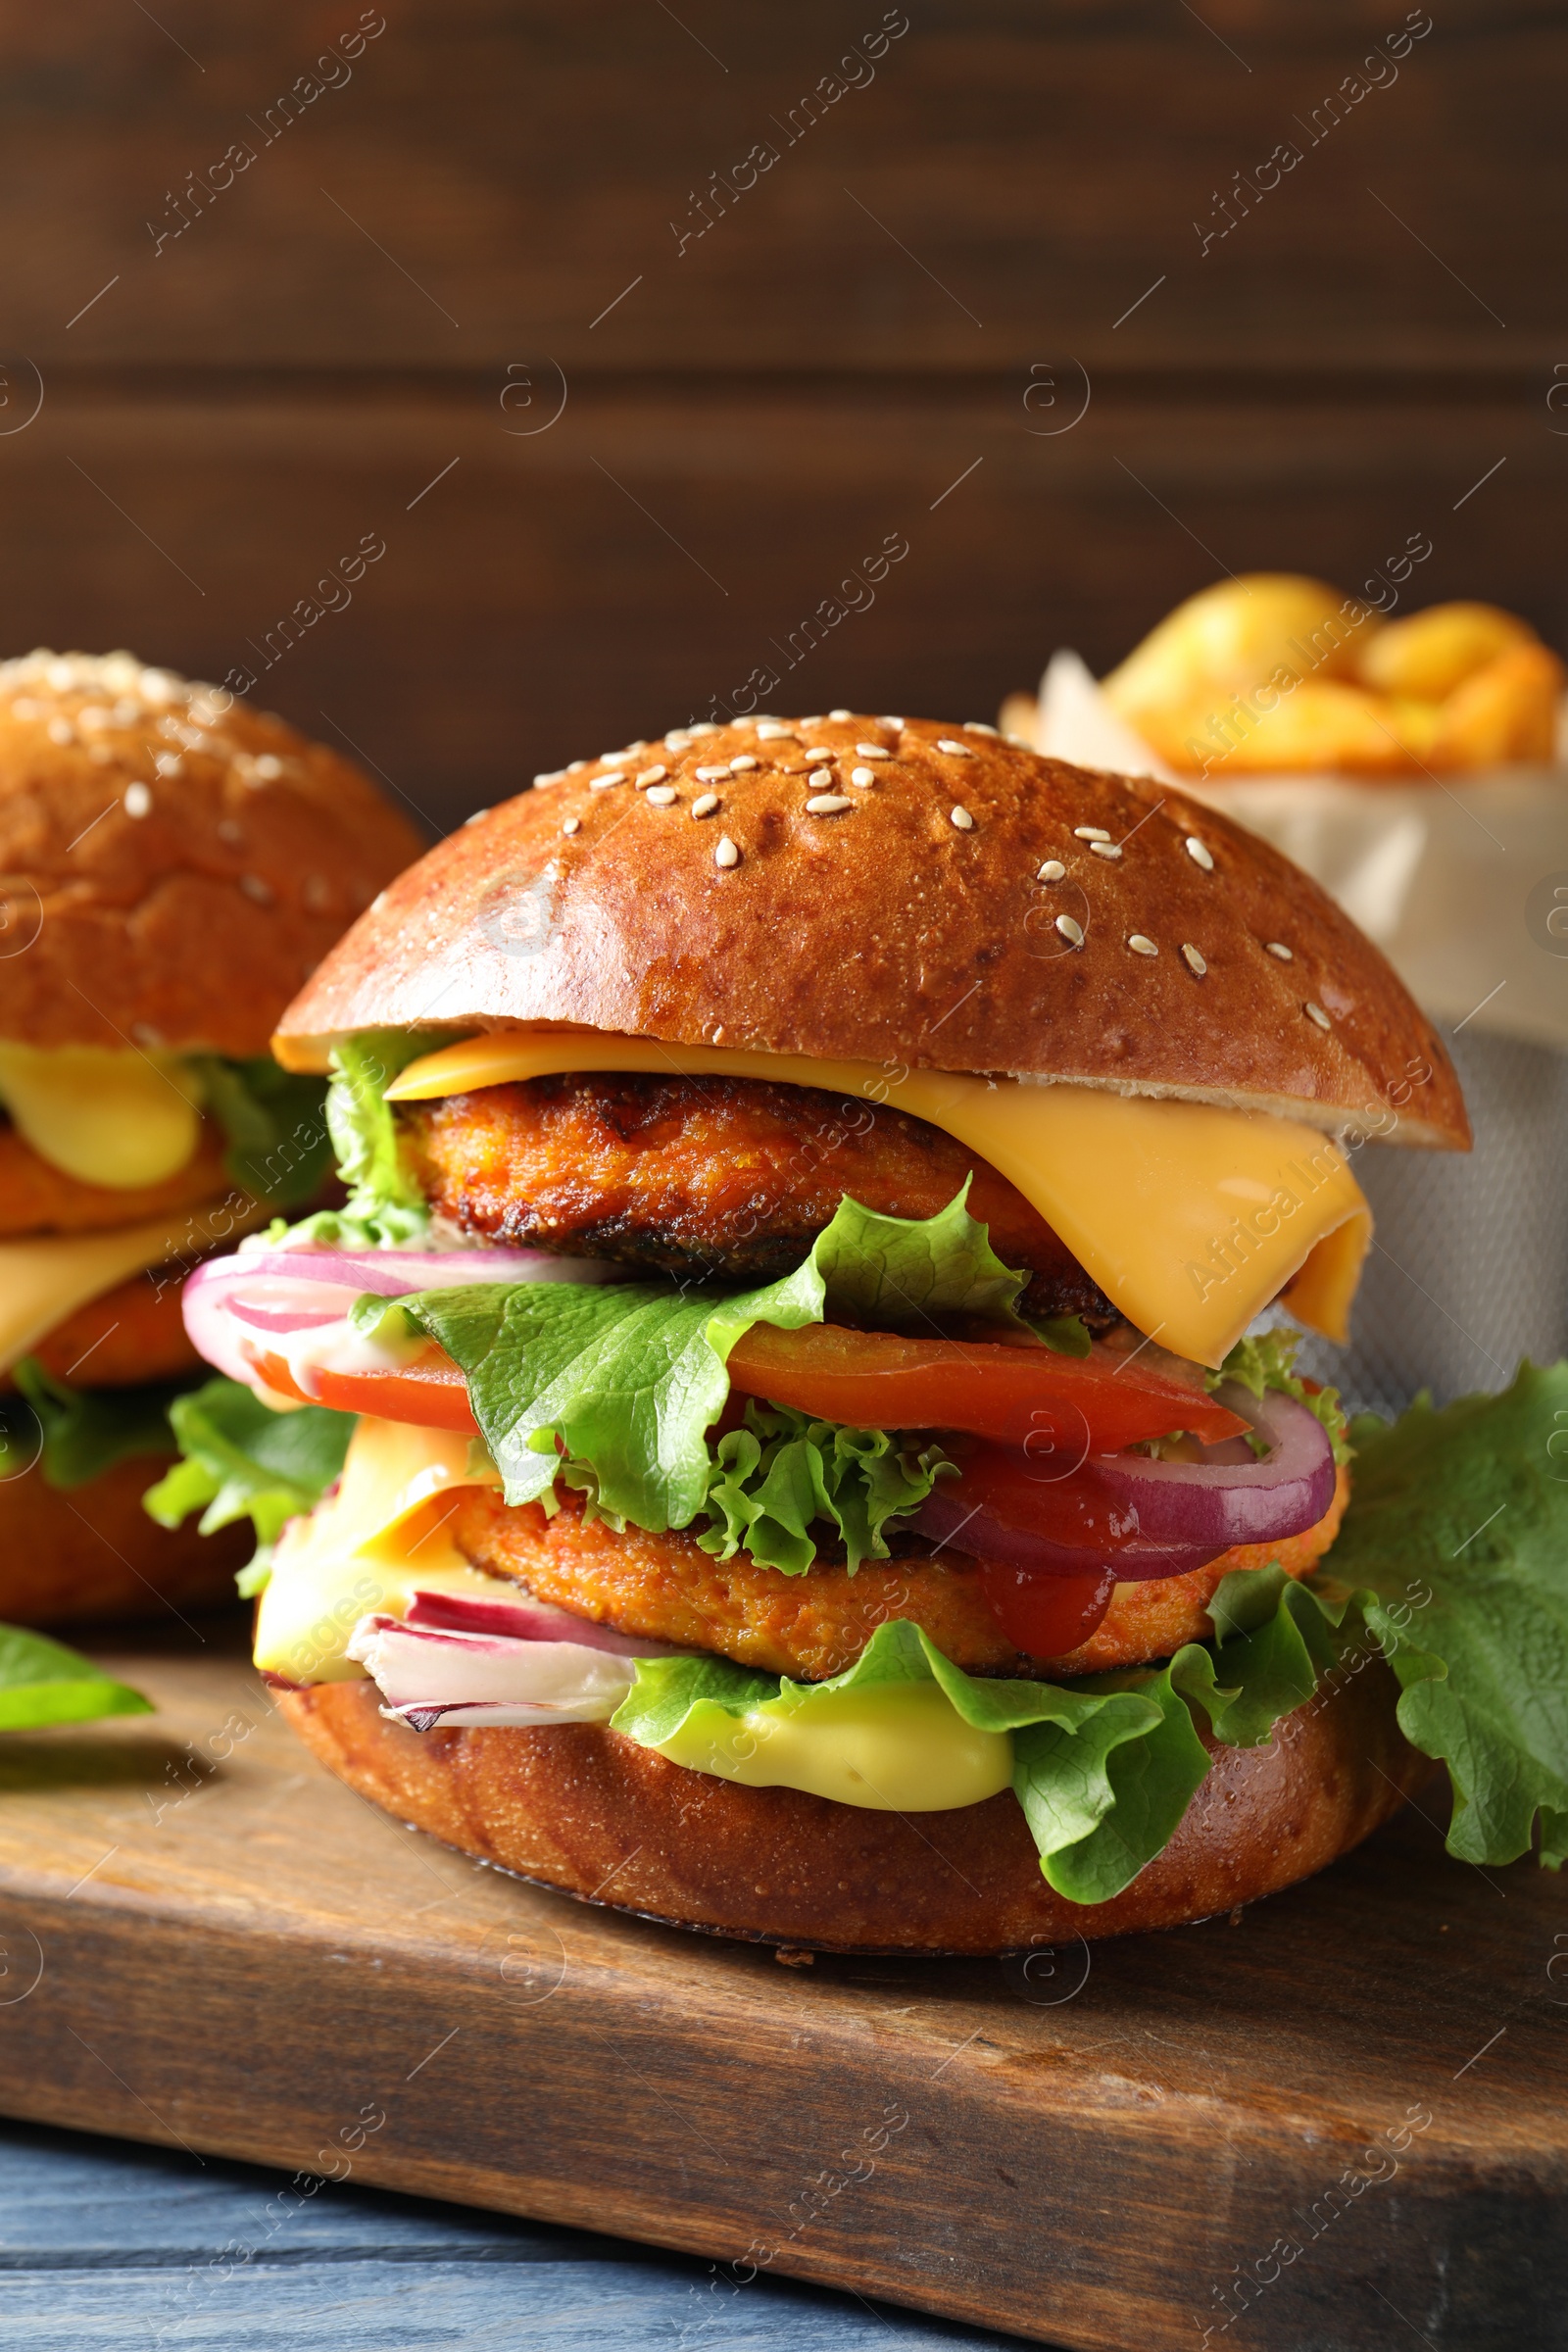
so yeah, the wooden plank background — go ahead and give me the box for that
[0,1,1561,835]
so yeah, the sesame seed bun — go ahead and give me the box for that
[273,714,1468,1150]
[0,650,423,1055]
[278,1658,1427,1955]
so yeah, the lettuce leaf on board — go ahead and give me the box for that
[1318,1362,1568,1870]
[143,1377,354,1592]
[0,1623,151,1731]
[396,1187,1040,1535]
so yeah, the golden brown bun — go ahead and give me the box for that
[276,715,1468,1149]
[280,1662,1425,1954]
[0,650,422,1054]
[0,1451,245,1626]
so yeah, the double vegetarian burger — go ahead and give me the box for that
[171,712,1474,1954]
[0,650,420,1624]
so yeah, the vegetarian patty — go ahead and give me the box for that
[0,1271,203,1391]
[449,1470,1348,1681]
[0,1115,230,1238]
[402,1074,1113,1321]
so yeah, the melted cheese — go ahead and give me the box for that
[384,1032,1370,1364]
[254,1415,504,1684]
[0,1041,202,1188]
[0,1198,270,1376]
[654,1680,1014,1812]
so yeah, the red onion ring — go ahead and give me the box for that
[914,1386,1335,1584]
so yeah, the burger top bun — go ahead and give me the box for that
[277,713,1469,1151]
[0,650,424,1056]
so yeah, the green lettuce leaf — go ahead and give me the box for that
[396,1186,1039,1536]
[143,1376,354,1592]
[1317,1362,1568,1870]
[697,1402,952,1575]
[3,1362,181,1491]
[273,1029,447,1249]
[0,1622,152,1731]
[1211,1326,1350,1464]
[612,1586,1339,1902]
[188,1055,333,1208]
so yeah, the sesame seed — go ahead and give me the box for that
[694,765,730,783]
[645,784,677,806]
[1305,1001,1331,1030]
[881,715,904,729]
[1181,944,1207,976]
[808,766,833,788]
[950,805,975,831]
[532,768,567,788]
[635,764,668,788]
[937,738,974,757]
[665,730,693,750]
[728,755,759,772]
[803,747,834,760]
[1128,934,1158,956]
[122,781,151,817]
[1056,914,1084,947]
[851,766,877,788]
[1038,859,1066,883]
[590,771,625,790]
[46,716,75,746]
[45,660,74,693]
[714,835,739,868]
[253,754,283,781]
[1090,841,1122,860]
[854,744,890,760]
[1185,837,1214,871]
[829,708,854,721]
[692,793,720,817]
[963,721,999,735]
[139,668,177,704]
[217,817,243,845]
[1266,941,1293,961]
[1074,826,1111,842]
[154,752,182,777]
[562,815,581,835]
[1004,732,1033,749]
[689,721,720,737]
[568,760,589,773]
[239,873,274,904]
[756,722,794,740]
[807,793,854,815]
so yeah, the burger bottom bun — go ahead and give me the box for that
[280,1662,1426,1955]
[0,1454,247,1627]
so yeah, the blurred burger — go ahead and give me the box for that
[0,649,420,1624]
[165,710,1563,1959]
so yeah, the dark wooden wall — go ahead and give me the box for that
[1,2,1562,833]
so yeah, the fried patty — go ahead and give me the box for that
[0,1116,231,1238]
[403,1074,1113,1321]
[450,1470,1348,1681]
[1,1271,204,1390]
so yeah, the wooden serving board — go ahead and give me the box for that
[1,1621,1564,2352]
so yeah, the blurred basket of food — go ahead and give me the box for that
[1004,573,1568,1417]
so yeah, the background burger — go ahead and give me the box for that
[166,713,1568,1954]
[0,649,420,1625]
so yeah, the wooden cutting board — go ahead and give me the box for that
[0,1621,1563,2352]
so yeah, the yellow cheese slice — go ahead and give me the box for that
[0,1197,270,1376]
[653,1680,1014,1812]
[384,1032,1370,1365]
[254,1414,505,1685]
[0,1041,202,1188]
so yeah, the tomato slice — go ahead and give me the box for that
[242,1342,481,1434]
[726,1322,1245,1453]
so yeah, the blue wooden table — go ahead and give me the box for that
[0,2120,1035,2349]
